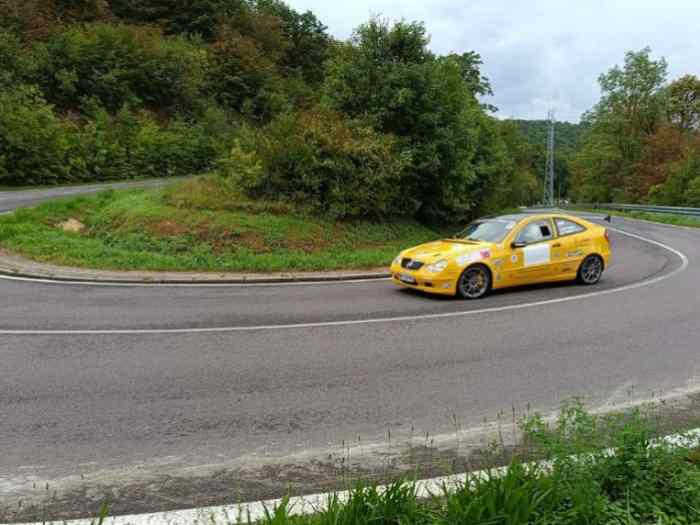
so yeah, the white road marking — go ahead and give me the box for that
[0,227,689,335]
[5,427,700,525]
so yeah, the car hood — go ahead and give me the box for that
[401,239,493,263]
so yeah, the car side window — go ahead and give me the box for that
[516,220,553,244]
[555,218,586,236]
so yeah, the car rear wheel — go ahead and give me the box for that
[457,264,491,299]
[577,255,604,285]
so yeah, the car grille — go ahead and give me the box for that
[401,258,424,270]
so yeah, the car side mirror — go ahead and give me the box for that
[511,241,526,249]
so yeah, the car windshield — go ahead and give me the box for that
[455,220,517,243]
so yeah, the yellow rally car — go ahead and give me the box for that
[391,213,611,299]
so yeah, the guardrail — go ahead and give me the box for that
[564,203,700,218]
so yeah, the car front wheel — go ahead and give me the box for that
[457,264,491,299]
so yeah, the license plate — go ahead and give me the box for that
[399,273,416,284]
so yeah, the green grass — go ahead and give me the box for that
[572,206,700,228]
[0,177,446,272]
[253,403,700,525]
[13,402,700,524]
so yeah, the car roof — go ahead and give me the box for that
[482,212,582,222]
[481,212,592,224]
[481,212,538,222]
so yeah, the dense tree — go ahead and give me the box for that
[1,0,108,38]
[253,0,329,85]
[573,48,669,202]
[35,23,206,112]
[207,11,289,118]
[109,0,247,39]
[323,17,510,222]
[666,75,700,133]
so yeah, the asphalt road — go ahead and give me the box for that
[1,184,699,521]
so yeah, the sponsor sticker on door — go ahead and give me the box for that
[523,244,551,266]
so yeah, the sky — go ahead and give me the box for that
[284,0,700,123]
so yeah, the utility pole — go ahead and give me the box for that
[543,110,556,207]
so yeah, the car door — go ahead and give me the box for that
[552,217,590,276]
[503,218,560,285]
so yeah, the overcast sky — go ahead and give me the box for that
[285,0,700,122]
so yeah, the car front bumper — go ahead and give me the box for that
[390,264,457,296]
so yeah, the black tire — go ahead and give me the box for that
[577,255,604,285]
[456,264,491,299]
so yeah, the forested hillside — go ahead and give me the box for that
[510,120,585,152]
[506,119,586,201]
[0,0,541,223]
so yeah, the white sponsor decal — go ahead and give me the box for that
[456,253,478,266]
[523,244,551,266]
[456,250,487,266]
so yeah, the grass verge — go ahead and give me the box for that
[82,402,700,525]
[0,176,445,272]
[254,404,700,525]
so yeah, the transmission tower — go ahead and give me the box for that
[543,110,556,207]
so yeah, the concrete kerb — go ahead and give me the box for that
[0,252,391,286]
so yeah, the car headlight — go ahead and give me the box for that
[426,259,449,273]
[393,255,402,266]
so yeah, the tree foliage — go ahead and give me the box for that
[572,48,700,205]
[35,23,206,112]
[667,75,700,133]
[0,4,539,222]
[321,17,527,222]
[226,110,411,219]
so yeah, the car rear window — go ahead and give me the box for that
[555,218,586,236]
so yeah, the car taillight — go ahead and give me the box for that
[604,229,610,243]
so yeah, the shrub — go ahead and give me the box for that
[70,104,221,182]
[685,176,700,206]
[0,85,72,185]
[0,89,222,186]
[231,110,411,219]
[648,150,700,205]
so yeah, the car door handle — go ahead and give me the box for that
[552,243,561,248]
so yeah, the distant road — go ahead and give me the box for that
[0,182,698,522]
[0,178,185,213]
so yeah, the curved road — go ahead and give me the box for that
[1,185,699,521]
